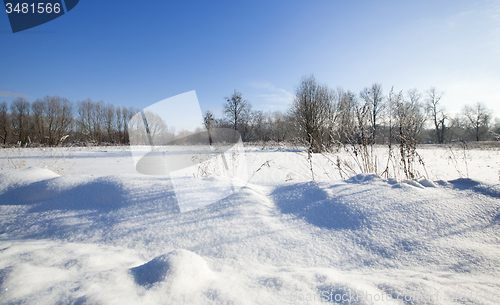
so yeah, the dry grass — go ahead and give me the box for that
[1,136,77,175]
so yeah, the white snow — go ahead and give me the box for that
[0,145,499,304]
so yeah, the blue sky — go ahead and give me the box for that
[1,0,499,118]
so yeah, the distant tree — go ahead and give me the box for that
[223,90,252,140]
[203,110,215,144]
[386,88,426,179]
[203,110,215,131]
[493,118,500,140]
[122,107,136,144]
[46,96,60,145]
[10,97,31,145]
[335,88,357,144]
[143,111,168,144]
[446,116,466,142]
[268,111,290,143]
[94,100,106,142]
[353,98,371,147]
[404,89,426,141]
[49,96,72,145]
[31,96,73,145]
[115,106,123,143]
[360,83,383,144]
[291,75,334,152]
[425,87,446,143]
[77,99,109,143]
[55,97,73,144]
[250,110,266,141]
[462,102,492,141]
[32,97,48,144]
[0,102,9,144]
[76,98,94,142]
[104,103,115,143]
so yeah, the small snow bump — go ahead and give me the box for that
[418,179,437,188]
[346,174,381,184]
[402,180,425,189]
[130,249,214,292]
[0,167,59,188]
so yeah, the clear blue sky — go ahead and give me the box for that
[1,0,499,118]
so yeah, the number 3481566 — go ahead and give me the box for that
[5,3,61,14]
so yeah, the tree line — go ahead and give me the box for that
[0,96,138,146]
[207,75,499,152]
[0,77,498,147]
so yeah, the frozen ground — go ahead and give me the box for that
[0,145,499,304]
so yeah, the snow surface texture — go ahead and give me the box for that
[0,146,499,304]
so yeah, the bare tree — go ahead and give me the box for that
[0,102,9,144]
[77,99,109,143]
[32,97,48,144]
[360,83,383,143]
[93,100,106,143]
[104,103,115,143]
[115,106,123,143]
[250,110,266,141]
[387,88,426,179]
[10,97,31,145]
[26,95,73,145]
[55,97,73,144]
[203,110,215,131]
[46,96,62,145]
[143,111,169,144]
[494,118,500,140]
[223,90,252,140]
[203,110,215,144]
[462,102,492,141]
[77,98,94,141]
[335,88,357,144]
[122,107,136,144]
[268,111,290,143]
[291,75,334,152]
[425,87,446,143]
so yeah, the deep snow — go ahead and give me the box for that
[0,145,499,304]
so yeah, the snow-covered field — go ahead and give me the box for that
[0,145,499,304]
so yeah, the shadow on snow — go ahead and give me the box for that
[270,181,368,230]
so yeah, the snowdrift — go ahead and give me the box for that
[0,167,499,304]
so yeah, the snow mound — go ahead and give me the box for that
[0,167,59,192]
[0,174,129,211]
[401,179,425,189]
[271,182,369,230]
[130,249,215,293]
[448,178,500,199]
[418,178,437,187]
